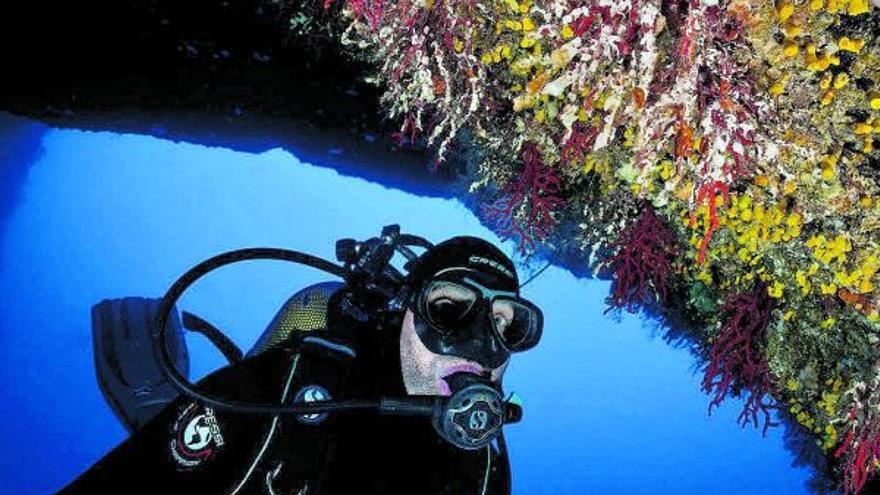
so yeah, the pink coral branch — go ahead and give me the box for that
[560,122,599,168]
[600,205,677,313]
[482,143,567,254]
[391,113,419,147]
[836,384,880,494]
[701,282,779,436]
[324,0,386,29]
[689,180,729,264]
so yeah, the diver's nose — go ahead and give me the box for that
[476,318,509,369]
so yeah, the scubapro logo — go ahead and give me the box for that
[469,410,489,431]
[294,385,331,424]
[170,403,225,469]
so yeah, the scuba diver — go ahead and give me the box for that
[57,226,543,495]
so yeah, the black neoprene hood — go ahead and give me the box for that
[407,236,519,293]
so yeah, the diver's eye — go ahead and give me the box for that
[431,298,467,322]
[491,301,515,335]
[423,281,478,329]
[493,314,510,331]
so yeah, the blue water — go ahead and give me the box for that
[0,115,813,494]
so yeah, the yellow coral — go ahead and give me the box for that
[783,23,803,38]
[855,122,874,135]
[847,0,870,15]
[820,90,835,105]
[839,36,865,53]
[769,280,785,298]
[777,1,795,21]
[770,80,786,96]
[560,24,573,39]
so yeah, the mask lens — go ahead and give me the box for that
[491,297,543,351]
[421,281,479,332]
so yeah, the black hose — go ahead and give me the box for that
[152,247,380,415]
[181,311,244,365]
[398,234,433,250]
[151,244,517,428]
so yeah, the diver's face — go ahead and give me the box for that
[399,309,507,396]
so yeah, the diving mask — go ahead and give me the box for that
[410,269,543,369]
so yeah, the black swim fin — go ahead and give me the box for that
[91,297,190,435]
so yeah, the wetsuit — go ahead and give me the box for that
[57,289,511,495]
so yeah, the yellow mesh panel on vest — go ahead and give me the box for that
[249,281,342,356]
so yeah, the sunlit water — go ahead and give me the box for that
[0,117,813,494]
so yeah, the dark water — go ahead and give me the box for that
[0,114,812,494]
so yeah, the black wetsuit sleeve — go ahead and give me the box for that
[54,347,298,495]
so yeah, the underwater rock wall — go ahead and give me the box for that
[0,113,47,240]
[4,0,880,492]
[0,1,368,128]
[323,0,880,492]
[0,0,458,196]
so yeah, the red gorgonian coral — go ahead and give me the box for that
[688,180,730,264]
[835,404,880,494]
[560,122,599,168]
[482,143,567,254]
[834,369,880,495]
[324,0,385,29]
[600,204,677,313]
[702,281,779,436]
